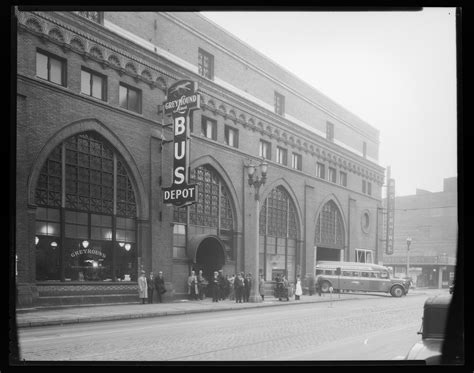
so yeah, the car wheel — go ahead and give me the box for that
[320,281,331,293]
[391,285,404,297]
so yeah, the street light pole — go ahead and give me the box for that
[406,237,412,278]
[245,159,268,303]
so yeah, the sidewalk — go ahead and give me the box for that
[14,288,440,328]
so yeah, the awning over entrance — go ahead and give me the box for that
[187,234,226,263]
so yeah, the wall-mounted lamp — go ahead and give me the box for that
[119,242,125,247]
[50,241,58,248]
[82,240,89,249]
[125,243,131,251]
[35,236,39,246]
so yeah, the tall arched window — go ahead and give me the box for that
[314,200,345,248]
[259,186,299,282]
[35,132,138,282]
[173,165,235,260]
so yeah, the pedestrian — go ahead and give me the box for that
[295,275,303,300]
[154,270,166,303]
[138,270,148,304]
[259,274,265,301]
[234,273,244,303]
[217,270,226,300]
[211,271,220,302]
[187,270,199,300]
[228,274,235,301]
[308,274,315,296]
[316,275,323,296]
[244,273,252,302]
[282,275,290,301]
[147,271,155,303]
[197,270,207,300]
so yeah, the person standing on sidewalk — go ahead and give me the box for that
[259,274,265,301]
[147,271,155,303]
[244,273,252,302]
[316,275,323,296]
[188,270,199,300]
[308,274,315,296]
[234,273,244,303]
[154,271,166,303]
[197,270,207,300]
[210,271,220,302]
[138,270,148,304]
[295,275,303,300]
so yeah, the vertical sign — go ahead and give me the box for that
[162,80,200,206]
[386,166,395,255]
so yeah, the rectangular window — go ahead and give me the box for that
[368,182,372,196]
[173,224,187,258]
[81,68,107,101]
[363,141,367,158]
[224,126,239,148]
[274,92,285,116]
[291,153,302,171]
[340,171,347,187]
[198,48,214,80]
[326,122,334,142]
[329,167,337,183]
[317,162,325,179]
[259,140,271,160]
[362,180,366,194]
[276,146,288,165]
[356,249,374,264]
[36,50,66,86]
[119,83,141,113]
[201,116,217,140]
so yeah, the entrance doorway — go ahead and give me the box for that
[194,236,226,285]
[316,247,341,262]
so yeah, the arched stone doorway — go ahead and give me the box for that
[188,235,226,284]
[314,200,345,262]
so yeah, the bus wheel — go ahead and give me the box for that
[390,285,404,297]
[321,281,331,293]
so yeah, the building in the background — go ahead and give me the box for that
[382,177,458,288]
[15,10,385,307]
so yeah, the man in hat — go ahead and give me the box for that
[138,270,148,304]
[154,271,166,303]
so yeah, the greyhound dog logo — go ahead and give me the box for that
[169,81,192,97]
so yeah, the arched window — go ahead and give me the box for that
[314,200,345,247]
[173,165,235,260]
[259,186,300,282]
[34,132,137,282]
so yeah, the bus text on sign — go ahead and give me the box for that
[162,80,200,207]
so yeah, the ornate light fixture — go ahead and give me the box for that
[246,159,268,201]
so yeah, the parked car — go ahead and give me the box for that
[405,294,452,364]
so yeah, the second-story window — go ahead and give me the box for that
[326,122,334,142]
[362,180,366,194]
[329,167,337,183]
[224,126,238,148]
[291,153,302,171]
[119,83,141,113]
[201,116,217,140]
[198,48,214,80]
[274,92,285,116]
[259,140,271,160]
[276,146,288,166]
[317,162,326,179]
[340,171,347,187]
[36,49,67,86]
[368,182,372,196]
[81,67,107,101]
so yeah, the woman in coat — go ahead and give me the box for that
[138,270,148,304]
[295,275,303,300]
[259,274,265,301]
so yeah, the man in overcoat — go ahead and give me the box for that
[147,271,155,303]
[154,271,166,303]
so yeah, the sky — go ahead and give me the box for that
[201,8,458,197]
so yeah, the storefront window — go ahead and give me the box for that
[35,132,137,282]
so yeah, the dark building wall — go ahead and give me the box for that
[16,9,385,305]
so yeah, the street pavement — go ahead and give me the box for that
[14,288,438,328]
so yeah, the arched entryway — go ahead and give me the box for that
[188,235,226,283]
[314,200,345,262]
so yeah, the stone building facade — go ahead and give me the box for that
[15,10,385,307]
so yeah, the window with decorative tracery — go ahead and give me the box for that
[259,186,298,239]
[35,132,138,282]
[314,200,345,247]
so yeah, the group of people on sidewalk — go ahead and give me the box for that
[138,270,167,304]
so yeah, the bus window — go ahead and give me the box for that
[352,271,360,277]
[325,270,334,275]
[316,269,324,275]
[380,271,389,279]
[361,272,369,278]
[369,272,378,278]
[342,271,351,276]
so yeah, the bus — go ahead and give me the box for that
[315,261,411,297]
